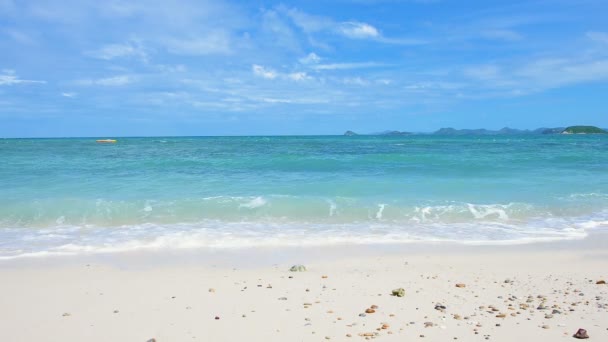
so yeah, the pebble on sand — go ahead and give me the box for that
[455,283,466,288]
[573,328,589,339]
[392,288,406,297]
[596,280,606,285]
[289,265,307,272]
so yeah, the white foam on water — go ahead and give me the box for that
[239,197,267,209]
[467,203,509,220]
[327,200,337,217]
[376,204,386,220]
[1,203,607,260]
[1,211,605,260]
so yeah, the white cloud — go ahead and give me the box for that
[311,62,388,70]
[288,72,310,81]
[0,69,46,86]
[284,7,417,44]
[165,32,232,55]
[463,65,501,80]
[262,97,293,104]
[285,7,333,34]
[338,22,380,39]
[299,52,321,64]
[252,65,311,82]
[342,77,369,86]
[461,56,608,97]
[61,92,77,97]
[262,8,301,52]
[155,64,187,73]
[587,31,608,44]
[3,29,36,45]
[515,58,608,88]
[88,40,148,61]
[252,65,278,79]
[77,75,133,86]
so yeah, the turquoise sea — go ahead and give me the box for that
[1,135,607,258]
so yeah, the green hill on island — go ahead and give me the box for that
[561,126,607,134]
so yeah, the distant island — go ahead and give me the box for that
[561,126,607,134]
[344,125,607,136]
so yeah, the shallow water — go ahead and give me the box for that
[1,135,607,258]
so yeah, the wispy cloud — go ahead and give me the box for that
[61,92,77,98]
[283,7,423,45]
[3,29,36,45]
[337,22,380,39]
[311,62,389,70]
[87,40,148,61]
[252,64,278,79]
[587,31,608,44]
[252,64,311,81]
[461,55,608,97]
[463,65,501,80]
[76,75,134,86]
[164,32,233,55]
[0,69,46,86]
[299,52,322,65]
[342,77,369,86]
[285,7,333,34]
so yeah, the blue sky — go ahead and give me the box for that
[1,0,607,137]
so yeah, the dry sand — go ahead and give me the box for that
[1,233,607,342]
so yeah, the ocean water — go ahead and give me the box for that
[1,135,607,258]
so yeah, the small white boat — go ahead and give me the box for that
[96,139,117,143]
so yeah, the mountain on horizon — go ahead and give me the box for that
[343,126,608,136]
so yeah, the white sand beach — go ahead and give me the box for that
[1,233,607,342]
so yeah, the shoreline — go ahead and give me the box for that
[1,231,607,341]
[2,229,607,270]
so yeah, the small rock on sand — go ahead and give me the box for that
[289,265,307,272]
[392,288,406,297]
[455,283,466,288]
[596,280,606,285]
[573,328,589,339]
